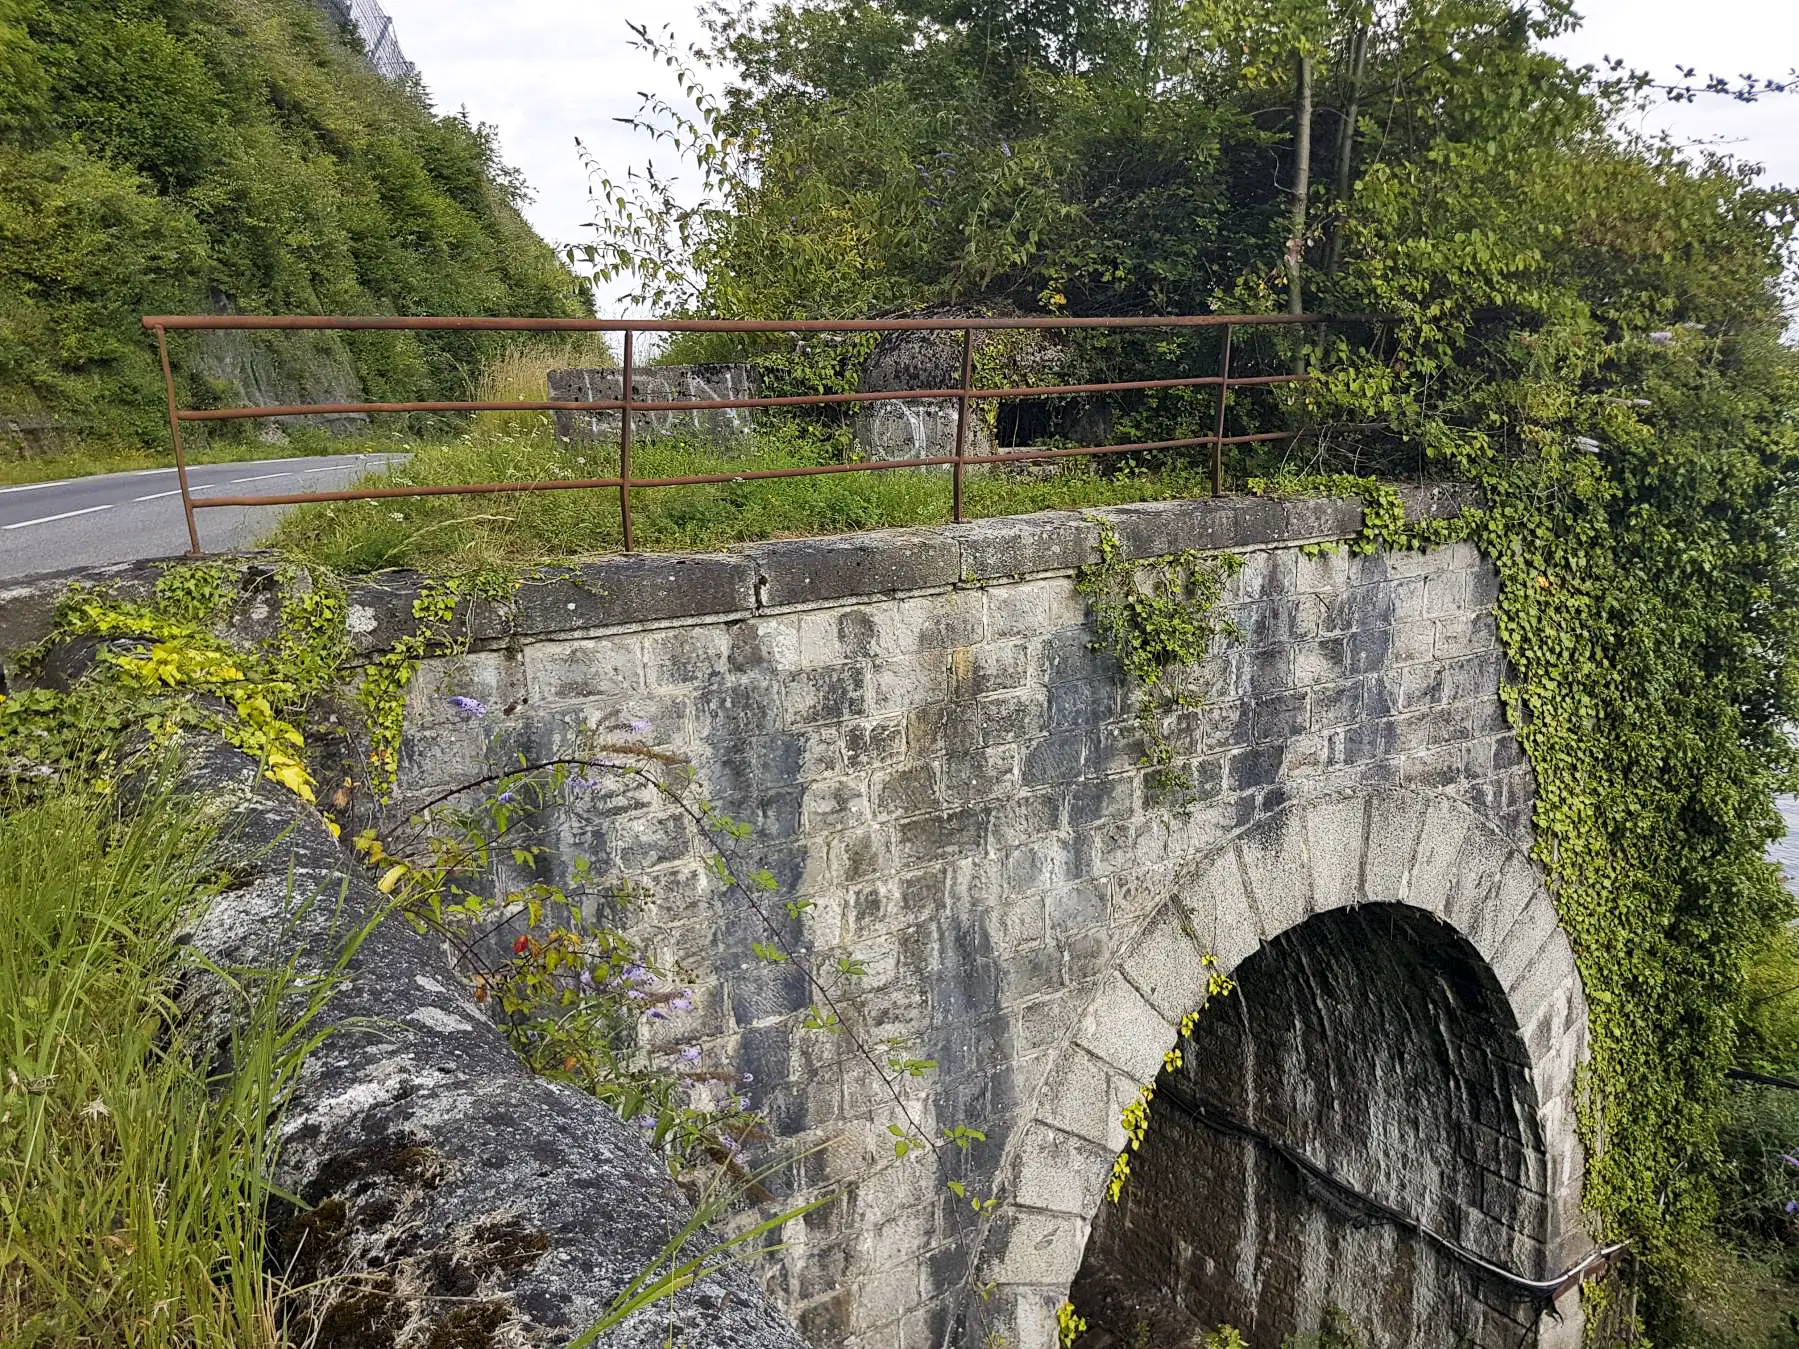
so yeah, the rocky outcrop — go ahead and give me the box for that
[167,741,804,1349]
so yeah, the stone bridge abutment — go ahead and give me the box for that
[337,489,1591,1346]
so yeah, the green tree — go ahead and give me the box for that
[0,0,587,448]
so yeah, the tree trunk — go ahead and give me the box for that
[1285,49,1314,317]
[1326,23,1371,276]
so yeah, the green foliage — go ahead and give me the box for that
[1057,1299,1088,1347]
[0,778,335,1346]
[0,0,585,448]
[0,578,332,800]
[1074,521,1242,798]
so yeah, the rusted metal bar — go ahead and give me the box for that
[189,431,1301,510]
[143,313,1346,334]
[1212,324,1233,498]
[154,325,203,556]
[960,430,1295,469]
[145,310,1373,533]
[953,330,973,523]
[619,331,635,553]
[173,373,1307,424]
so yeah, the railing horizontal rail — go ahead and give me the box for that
[142,311,1383,555]
[143,313,1350,334]
[173,373,1308,423]
[187,430,1302,510]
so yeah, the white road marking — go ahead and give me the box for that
[133,485,215,503]
[0,479,71,495]
[131,468,174,476]
[3,503,115,530]
[229,472,296,484]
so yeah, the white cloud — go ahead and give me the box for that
[1549,0,1799,190]
[375,0,716,314]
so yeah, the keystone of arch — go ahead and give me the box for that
[982,787,1592,1342]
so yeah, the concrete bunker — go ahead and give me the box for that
[1071,904,1557,1346]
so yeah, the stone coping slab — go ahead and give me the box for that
[0,484,1477,669]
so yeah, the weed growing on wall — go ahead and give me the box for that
[1105,957,1237,1203]
[1074,519,1242,800]
[365,756,769,1178]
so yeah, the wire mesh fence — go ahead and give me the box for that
[319,0,417,82]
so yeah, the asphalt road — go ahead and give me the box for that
[0,452,404,578]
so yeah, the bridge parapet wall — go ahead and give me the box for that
[382,489,1587,1348]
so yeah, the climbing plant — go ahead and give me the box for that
[1256,427,1799,1332]
[1074,519,1242,799]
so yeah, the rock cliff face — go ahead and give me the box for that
[167,742,806,1349]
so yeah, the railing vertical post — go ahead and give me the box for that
[1211,323,1233,499]
[953,328,973,524]
[618,330,635,552]
[155,324,203,556]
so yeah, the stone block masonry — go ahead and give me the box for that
[377,487,1587,1348]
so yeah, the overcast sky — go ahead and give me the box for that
[373,0,1799,315]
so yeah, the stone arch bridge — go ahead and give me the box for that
[366,487,1595,1348]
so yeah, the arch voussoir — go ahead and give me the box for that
[1120,900,1215,1023]
[1237,808,1314,938]
[1302,793,1370,914]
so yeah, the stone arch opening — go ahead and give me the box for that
[1069,904,1552,1347]
[973,792,1589,1349]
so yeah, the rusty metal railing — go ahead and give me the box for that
[141,312,1367,557]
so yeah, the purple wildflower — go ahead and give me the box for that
[496,791,517,804]
[447,695,487,717]
[627,717,653,734]
[634,1115,657,1131]
[670,992,694,1013]
[621,963,656,987]
[1785,1153,1799,1170]
[627,989,646,1001]
[680,1046,702,1063]
[646,1008,666,1022]
[578,968,595,990]
[1789,1200,1799,1214]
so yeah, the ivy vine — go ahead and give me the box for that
[1074,519,1242,800]
[1253,465,1799,1322]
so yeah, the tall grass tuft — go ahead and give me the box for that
[470,333,617,443]
[0,781,318,1347]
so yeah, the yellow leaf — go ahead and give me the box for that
[377,863,410,894]
[264,757,316,802]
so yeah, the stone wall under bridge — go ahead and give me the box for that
[381,490,1593,1349]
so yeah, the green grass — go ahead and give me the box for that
[0,778,320,1347]
[268,419,1224,572]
